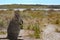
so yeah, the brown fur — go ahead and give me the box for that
[7,10,23,40]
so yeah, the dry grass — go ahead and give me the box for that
[0,9,60,38]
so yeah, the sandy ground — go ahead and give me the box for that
[0,24,60,40]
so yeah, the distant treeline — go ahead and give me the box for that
[0,4,60,9]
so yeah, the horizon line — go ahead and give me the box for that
[0,3,60,5]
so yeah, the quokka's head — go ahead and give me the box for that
[14,10,20,19]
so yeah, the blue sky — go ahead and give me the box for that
[0,0,60,5]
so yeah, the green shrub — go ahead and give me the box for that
[0,20,4,27]
[26,23,41,38]
[33,23,40,38]
[0,31,6,34]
